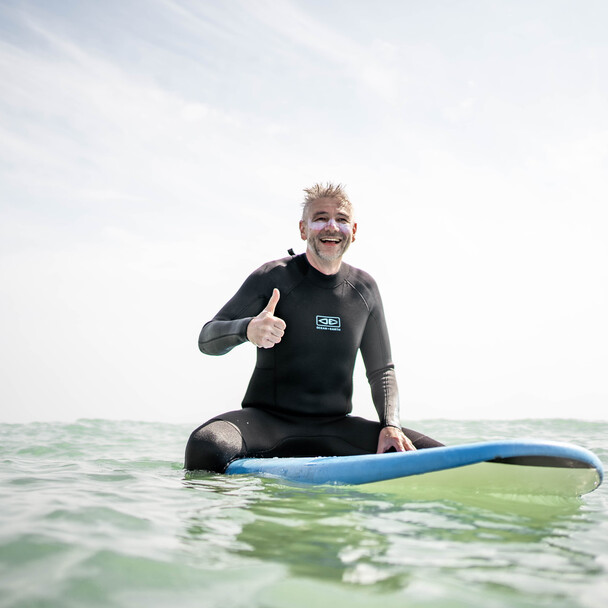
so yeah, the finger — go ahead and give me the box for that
[270,321,285,335]
[263,288,280,314]
[393,432,414,452]
[263,335,281,348]
[403,437,417,451]
[376,436,391,454]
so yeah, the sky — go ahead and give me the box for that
[1,0,607,425]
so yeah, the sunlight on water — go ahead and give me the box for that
[0,419,606,608]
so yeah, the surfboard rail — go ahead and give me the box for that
[225,440,604,496]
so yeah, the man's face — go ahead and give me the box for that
[299,197,357,263]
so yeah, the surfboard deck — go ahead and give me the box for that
[225,440,604,497]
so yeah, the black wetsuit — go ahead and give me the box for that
[185,253,442,472]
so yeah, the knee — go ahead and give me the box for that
[184,420,245,473]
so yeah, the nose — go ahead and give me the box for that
[326,218,339,231]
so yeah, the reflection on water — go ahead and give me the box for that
[181,473,593,592]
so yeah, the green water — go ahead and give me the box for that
[0,419,606,608]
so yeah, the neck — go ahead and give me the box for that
[305,250,342,275]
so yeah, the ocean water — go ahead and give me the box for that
[0,419,606,608]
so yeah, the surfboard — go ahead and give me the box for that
[225,440,604,497]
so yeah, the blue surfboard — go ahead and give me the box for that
[226,440,604,497]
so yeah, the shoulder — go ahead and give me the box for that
[250,254,300,278]
[344,263,379,292]
[343,263,383,310]
[243,254,304,290]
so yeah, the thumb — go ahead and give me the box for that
[263,288,280,314]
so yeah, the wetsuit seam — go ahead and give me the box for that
[232,260,294,318]
[345,280,371,311]
[200,331,244,349]
[282,274,307,299]
[382,373,390,426]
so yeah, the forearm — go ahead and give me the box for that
[368,366,401,428]
[198,266,269,356]
[198,317,253,356]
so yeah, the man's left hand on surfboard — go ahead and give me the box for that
[377,426,417,454]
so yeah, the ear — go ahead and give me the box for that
[351,222,358,243]
[299,219,307,241]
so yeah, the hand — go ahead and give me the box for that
[376,426,417,453]
[247,288,286,349]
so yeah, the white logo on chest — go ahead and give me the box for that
[316,316,341,331]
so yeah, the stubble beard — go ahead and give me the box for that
[309,233,352,262]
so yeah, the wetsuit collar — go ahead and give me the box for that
[296,253,350,288]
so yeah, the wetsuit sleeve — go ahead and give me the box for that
[359,287,401,428]
[367,367,401,428]
[199,271,269,356]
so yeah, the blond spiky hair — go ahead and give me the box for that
[301,182,352,219]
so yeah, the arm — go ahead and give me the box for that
[367,365,415,453]
[199,271,285,356]
[199,317,254,356]
[360,286,416,453]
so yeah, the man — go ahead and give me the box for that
[185,183,441,472]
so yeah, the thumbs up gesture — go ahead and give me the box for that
[246,288,286,349]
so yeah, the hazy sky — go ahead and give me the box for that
[1,0,606,425]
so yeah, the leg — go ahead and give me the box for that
[184,419,245,473]
[401,426,444,449]
[184,408,296,472]
[242,414,444,457]
[326,417,444,453]
[184,410,444,472]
